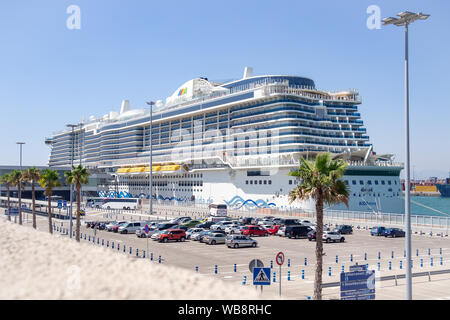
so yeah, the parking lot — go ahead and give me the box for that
[7,206,450,299]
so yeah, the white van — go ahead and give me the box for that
[118,221,148,234]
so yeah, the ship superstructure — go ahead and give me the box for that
[46,68,404,213]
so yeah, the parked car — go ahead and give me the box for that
[277,226,287,237]
[299,220,315,227]
[224,224,242,234]
[186,228,204,239]
[136,226,157,238]
[169,217,191,224]
[210,221,234,231]
[242,225,268,237]
[334,225,353,235]
[267,225,280,235]
[182,220,202,228]
[238,217,253,225]
[155,222,179,231]
[286,225,313,239]
[191,230,209,241]
[204,232,227,245]
[323,231,345,243]
[307,230,316,241]
[195,221,215,229]
[384,228,405,238]
[118,221,147,234]
[156,229,186,243]
[226,235,258,248]
[370,226,387,236]
[151,230,165,240]
[258,219,275,226]
[107,221,127,232]
[200,230,226,243]
[278,218,301,226]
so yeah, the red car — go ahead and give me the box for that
[157,229,186,243]
[267,225,280,235]
[242,225,268,237]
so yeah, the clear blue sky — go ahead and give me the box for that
[0,0,449,179]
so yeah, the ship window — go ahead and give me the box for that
[352,180,356,185]
[289,180,292,185]
[360,180,364,185]
[375,180,378,185]
[246,180,248,185]
[250,180,253,184]
[388,181,392,185]
[259,180,262,184]
[394,181,397,185]
[264,180,267,185]
[353,193,356,197]
[381,180,385,185]
[268,180,272,184]
[367,180,372,185]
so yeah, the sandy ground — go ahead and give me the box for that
[0,218,270,300]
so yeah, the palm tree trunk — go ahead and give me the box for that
[32,182,36,229]
[18,182,22,225]
[314,192,324,300]
[48,192,53,234]
[7,188,11,221]
[76,184,81,242]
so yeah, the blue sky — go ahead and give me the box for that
[0,0,449,179]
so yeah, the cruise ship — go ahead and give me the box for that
[46,67,404,213]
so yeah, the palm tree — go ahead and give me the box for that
[10,170,25,225]
[288,153,349,300]
[65,165,90,242]
[1,173,12,221]
[39,169,62,234]
[23,167,41,229]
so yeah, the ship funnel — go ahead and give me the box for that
[243,66,254,79]
[120,100,130,114]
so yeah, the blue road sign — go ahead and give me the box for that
[57,200,62,208]
[144,224,149,234]
[253,267,271,286]
[340,264,375,300]
[63,201,67,208]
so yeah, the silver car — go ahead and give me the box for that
[118,221,147,234]
[224,224,242,234]
[226,235,257,248]
[204,233,226,245]
[186,228,204,239]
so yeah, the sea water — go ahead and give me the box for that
[409,196,450,217]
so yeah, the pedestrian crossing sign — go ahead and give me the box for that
[253,267,271,285]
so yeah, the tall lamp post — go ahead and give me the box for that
[66,124,78,238]
[146,101,155,215]
[16,142,25,223]
[382,11,430,300]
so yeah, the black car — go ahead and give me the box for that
[334,225,353,235]
[384,228,405,238]
[307,230,316,241]
[238,217,253,225]
[286,226,313,239]
[195,221,215,229]
[279,218,301,226]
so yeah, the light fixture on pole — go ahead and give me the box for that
[66,124,78,239]
[382,10,430,301]
[146,101,155,215]
[16,142,25,223]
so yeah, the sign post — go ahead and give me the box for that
[249,259,264,293]
[144,224,150,257]
[276,251,285,297]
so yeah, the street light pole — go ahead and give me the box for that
[146,101,155,215]
[66,124,77,238]
[383,11,430,301]
[16,142,25,223]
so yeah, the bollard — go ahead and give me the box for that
[88,235,91,242]
[328,266,331,276]
[107,240,109,248]
[301,270,305,279]
[366,263,368,269]
[377,262,380,271]
[391,251,394,259]
[307,296,311,300]
[341,266,344,273]
[234,264,237,272]
[420,258,423,268]
[214,265,218,274]
[136,248,139,257]
[195,266,199,273]
[336,255,338,264]
[123,245,126,253]
[102,239,104,246]
[304,258,307,266]
[97,238,99,245]
[112,242,114,249]
[143,251,146,259]
[440,257,443,266]
[416,249,419,256]
[273,271,276,283]
[117,243,120,251]
[440,248,443,255]
[288,270,291,281]
[400,260,403,269]
[270,260,273,268]
[378,252,380,260]
[428,248,431,256]
[158,255,161,264]
[404,250,406,258]
[129,247,132,254]
[242,275,247,285]
[350,254,353,262]
[150,252,153,261]
[364,253,367,261]
[288,259,291,267]
[389,261,392,270]
[431,257,433,267]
